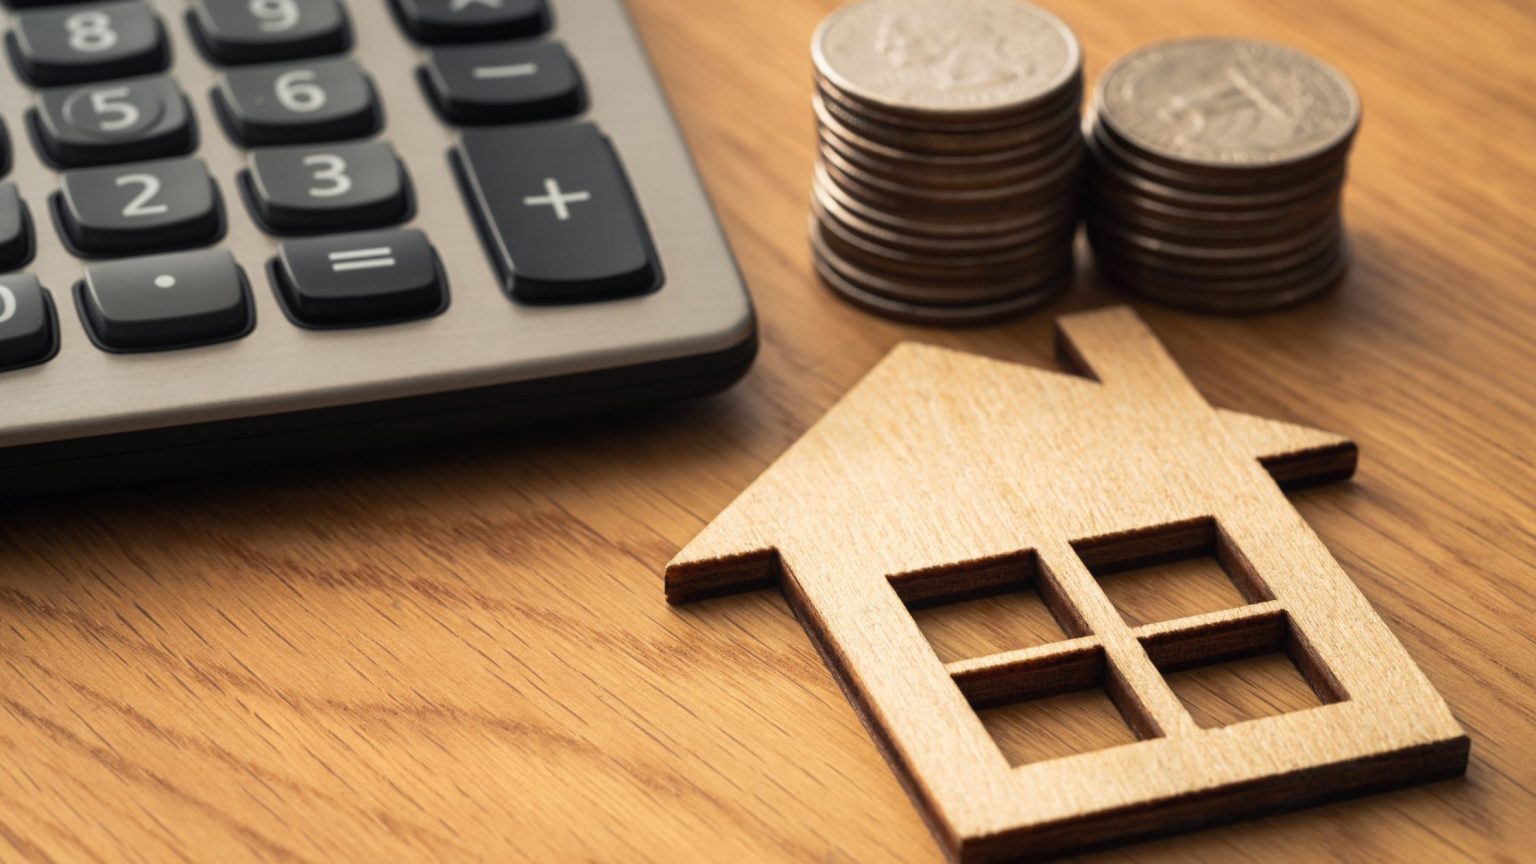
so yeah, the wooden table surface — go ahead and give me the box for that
[3,0,1533,861]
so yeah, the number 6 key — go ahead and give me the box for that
[213,57,381,147]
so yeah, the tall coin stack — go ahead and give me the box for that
[810,0,1084,325]
[1086,38,1361,312]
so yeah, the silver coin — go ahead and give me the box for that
[1095,236,1349,294]
[821,140,1083,215]
[1100,263,1346,311]
[813,165,1075,236]
[821,131,1057,191]
[813,183,1078,254]
[816,250,1072,324]
[1088,229,1344,280]
[1085,133,1345,210]
[1087,119,1348,193]
[812,218,1072,303]
[1088,212,1341,261]
[820,122,1072,178]
[1088,199,1340,244]
[1095,37,1360,170]
[815,91,1081,158]
[817,209,1076,281]
[817,98,1078,173]
[812,0,1082,119]
[816,70,1083,134]
[1086,176,1342,227]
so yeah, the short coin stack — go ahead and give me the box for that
[1086,38,1361,312]
[810,0,1084,325]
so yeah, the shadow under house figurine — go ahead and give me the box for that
[665,307,1468,863]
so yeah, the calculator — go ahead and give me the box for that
[0,0,757,494]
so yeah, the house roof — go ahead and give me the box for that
[667,306,1354,602]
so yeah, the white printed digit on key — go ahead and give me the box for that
[0,285,16,325]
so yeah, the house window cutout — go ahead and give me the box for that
[1148,612,1346,729]
[978,681,1141,767]
[1075,517,1271,627]
[892,551,1083,664]
[1168,651,1327,729]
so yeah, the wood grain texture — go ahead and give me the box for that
[665,307,1467,861]
[1,0,1533,862]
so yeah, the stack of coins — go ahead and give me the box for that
[1086,38,1361,312]
[810,0,1084,325]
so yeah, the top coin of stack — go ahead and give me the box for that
[1085,38,1361,312]
[810,0,1085,325]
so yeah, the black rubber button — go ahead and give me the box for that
[422,41,583,125]
[454,122,660,302]
[8,1,169,86]
[391,0,549,44]
[272,227,446,327]
[244,140,410,234]
[0,183,34,270]
[189,0,350,65]
[0,273,56,372]
[32,75,195,167]
[214,57,381,147]
[78,249,252,352]
[55,156,222,256]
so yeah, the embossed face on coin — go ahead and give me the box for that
[813,0,1080,115]
[1097,38,1360,168]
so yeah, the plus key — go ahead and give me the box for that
[454,123,660,303]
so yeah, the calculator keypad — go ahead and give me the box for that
[245,140,410,234]
[391,0,550,44]
[78,248,251,351]
[8,1,169,86]
[422,41,583,125]
[32,75,194,167]
[189,0,350,66]
[0,0,671,363]
[56,156,222,256]
[0,273,54,371]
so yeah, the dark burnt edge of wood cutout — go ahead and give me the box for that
[1135,602,1289,673]
[946,639,1104,709]
[1071,517,1217,575]
[1259,441,1359,489]
[888,550,1089,637]
[665,548,780,604]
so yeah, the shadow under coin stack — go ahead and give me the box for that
[1086,38,1361,312]
[809,0,1084,325]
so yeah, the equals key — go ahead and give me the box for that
[422,41,585,125]
[273,229,447,328]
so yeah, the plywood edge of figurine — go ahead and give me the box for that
[665,305,1467,863]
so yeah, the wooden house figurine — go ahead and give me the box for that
[666,307,1467,862]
